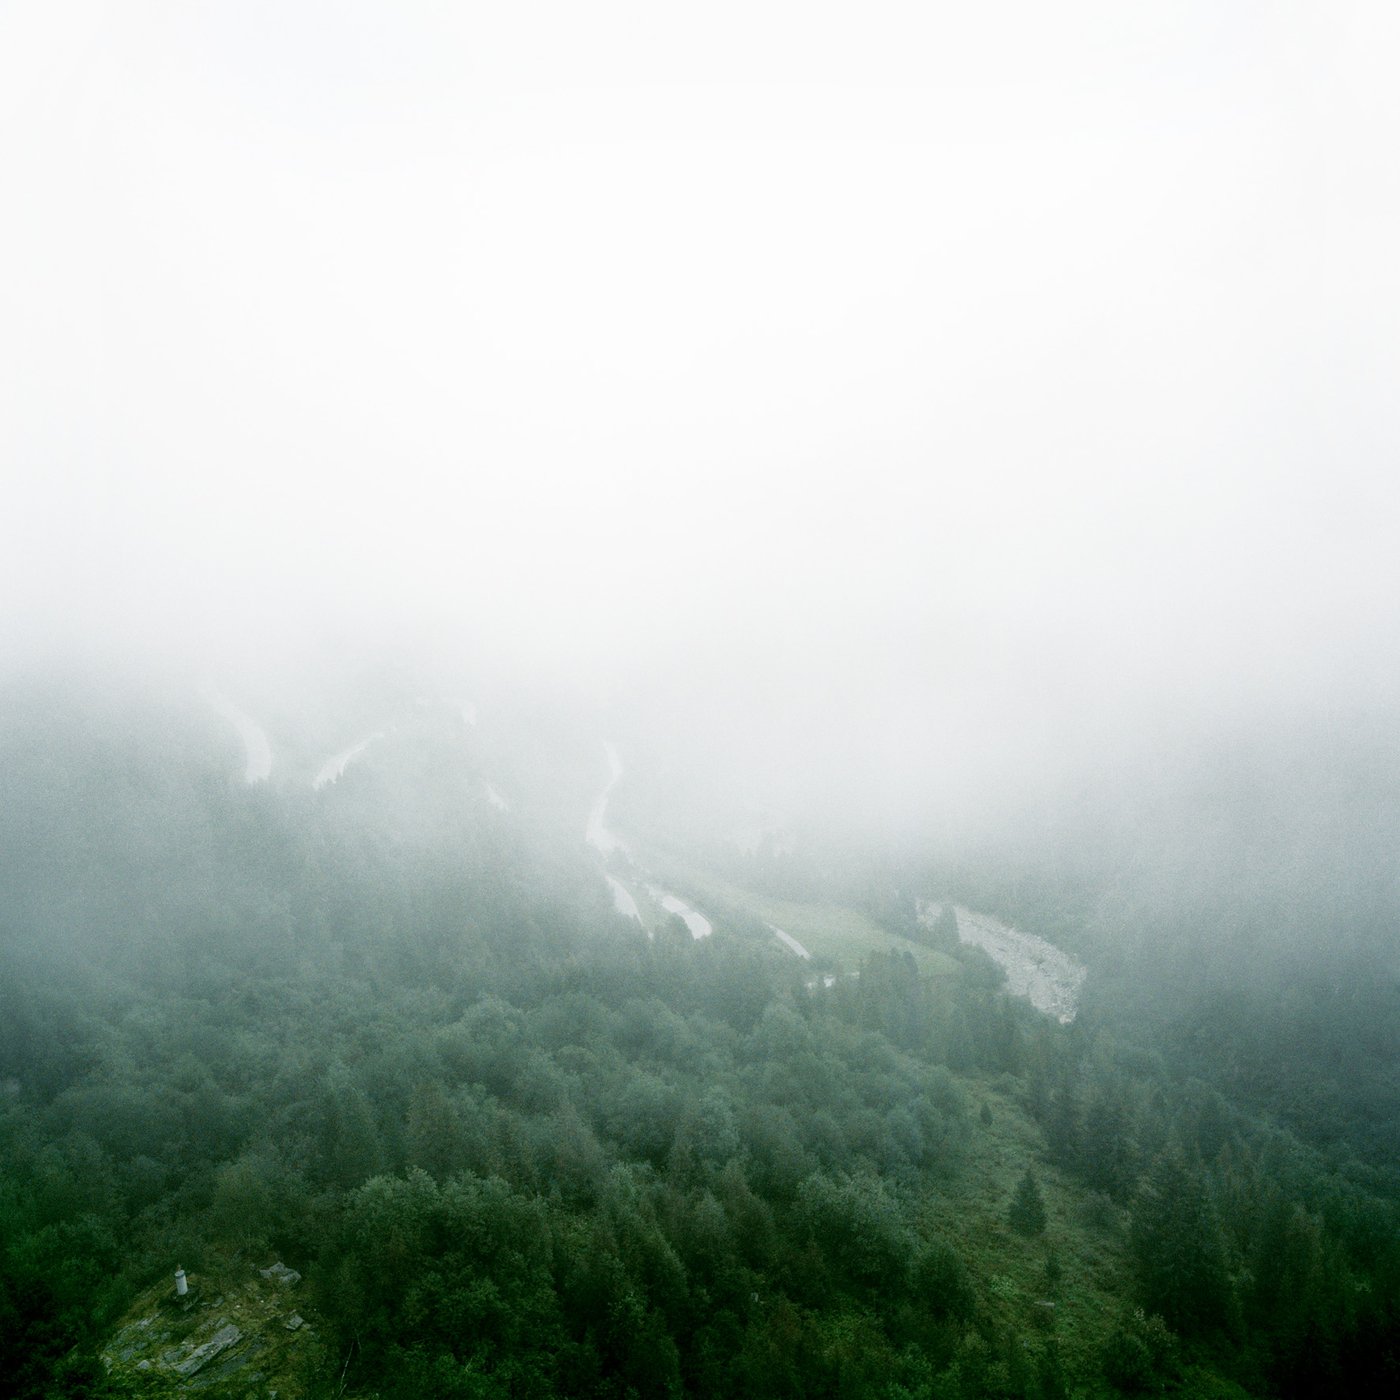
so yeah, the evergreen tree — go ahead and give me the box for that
[1082,1084,1135,1200]
[1010,1168,1048,1236]
[1129,1149,1234,1336]
[1044,1079,1081,1172]
[933,903,959,946]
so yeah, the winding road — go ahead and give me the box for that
[201,684,272,784]
[585,743,627,855]
[312,732,386,789]
[585,744,811,955]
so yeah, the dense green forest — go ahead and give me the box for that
[2,677,1398,1397]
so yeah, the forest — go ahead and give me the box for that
[1,674,1398,1399]
[6,2,1399,1394]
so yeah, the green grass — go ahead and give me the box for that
[644,860,963,976]
[934,1073,1132,1386]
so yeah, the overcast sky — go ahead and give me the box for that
[3,2,1398,724]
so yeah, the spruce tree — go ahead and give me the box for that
[1010,1169,1048,1236]
[1129,1149,1234,1335]
[934,903,960,945]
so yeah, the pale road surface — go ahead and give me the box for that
[585,741,642,924]
[649,887,714,940]
[585,742,712,937]
[584,744,815,953]
[605,875,641,923]
[312,732,385,790]
[201,684,273,783]
[769,924,811,958]
[585,742,627,855]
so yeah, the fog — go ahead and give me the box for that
[4,1,1400,823]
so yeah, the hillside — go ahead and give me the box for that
[2,675,1397,1398]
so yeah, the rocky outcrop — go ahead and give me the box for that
[101,1260,323,1394]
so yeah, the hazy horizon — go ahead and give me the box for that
[4,2,1399,779]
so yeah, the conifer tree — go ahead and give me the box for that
[1129,1149,1234,1336]
[933,903,959,945]
[1044,1077,1081,1171]
[1010,1168,1048,1236]
[1083,1085,1135,1200]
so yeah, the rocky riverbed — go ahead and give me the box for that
[922,902,1086,1023]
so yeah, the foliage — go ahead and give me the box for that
[2,683,1399,1398]
[1009,1170,1047,1237]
